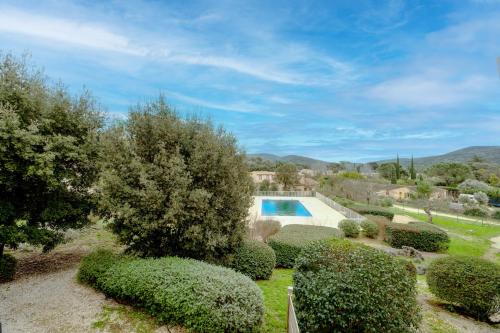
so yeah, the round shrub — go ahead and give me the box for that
[294,240,420,332]
[427,256,500,320]
[385,222,449,252]
[338,219,360,238]
[493,211,500,220]
[268,224,343,268]
[0,254,17,283]
[361,219,379,238]
[230,240,276,280]
[464,207,488,217]
[96,256,264,332]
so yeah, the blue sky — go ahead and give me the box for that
[0,0,499,162]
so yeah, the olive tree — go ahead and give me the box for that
[98,97,253,261]
[0,54,103,268]
[275,163,298,190]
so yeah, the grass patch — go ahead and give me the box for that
[92,304,159,333]
[447,237,490,257]
[422,311,460,333]
[257,269,293,333]
[391,209,500,239]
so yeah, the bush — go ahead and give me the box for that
[385,222,449,252]
[98,97,253,262]
[338,219,360,238]
[251,219,281,242]
[353,207,394,221]
[493,211,500,220]
[294,240,420,332]
[427,256,500,320]
[464,207,488,217]
[268,225,343,268]
[380,197,393,207]
[80,251,264,332]
[361,219,379,238]
[230,240,276,280]
[77,249,127,288]
[0,254,17,283]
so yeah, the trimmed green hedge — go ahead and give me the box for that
[353,207,394,221]
[361,219,379,238]
[385,222,449,252]
[338,219,360,238]
[464,207,488,217]
[77,249,128,288]
[78,250,264,332]
[294,240,420,332]
[0,254,16,283]
[427,256,500,320]
[268,225,343,268]
[230,240,275,280]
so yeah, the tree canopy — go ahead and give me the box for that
[0,54,103,257]
[425,162,471,187]
[98,97,253,261]
[275,163,299,190]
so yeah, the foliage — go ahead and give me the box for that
[457,179,491,194]
[385,222,449,252]
[258,179,271,191]
[0,253,16,282]
[77,249,128,288]
[463,207,488,217]
[353,207,394,221]
[338,219,360,238]
[79,251,264,332]
[250,219,281,242]
[493,211,500,220]
[426,162,471,187]
[416,181,432,199]
[0,53,103,262]
[473,191,489,204]
[275,163,298,190]
[256,269,293,333]
[361,219,379,238]
[230,240,276,280]
[338,171,364,180]
[380,197,393,207]
[427,256,500,320]
[378,163,397,181]
[98,97,252,261]
[410,156,416,180]
[293,240,420,332]
[268,224,343,268]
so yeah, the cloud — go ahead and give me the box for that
[0,7,146,55]
[366,73,494,107]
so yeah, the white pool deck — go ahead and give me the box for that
[249,196,347,229]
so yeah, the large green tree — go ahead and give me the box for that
[98,97,253,261]
[425,162,471,187]
[275,163,299,190]
[0,54,103,259]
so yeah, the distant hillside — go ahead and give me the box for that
[247,153,330,170]
[378,146,500,168]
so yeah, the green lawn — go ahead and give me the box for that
[257,269,294,333]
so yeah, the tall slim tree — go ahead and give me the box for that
[395,154,401,180]
[0,54,103,279]
[410,155,417,180]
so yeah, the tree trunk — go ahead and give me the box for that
[0,243,4,257]
[424,207,433,223]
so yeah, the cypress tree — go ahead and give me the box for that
[410,155,416,180]
[395,154,401,180]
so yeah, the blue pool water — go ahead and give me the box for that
[261,199,312,217]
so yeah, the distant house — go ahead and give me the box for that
[296,176,319,191]
[375,185,451,201]
[250,171,276,184]
[376,186,414,200]
[299,168,316,177]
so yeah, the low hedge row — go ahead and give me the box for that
[353,207,394,221]
[268,225,343,268]
[78,250,264,332]
[230,240,275,280]
[338,219,360,238]
[294,239,420,332]
[427,256,500,320]
[385,222,449,252]
[0,254,16,283]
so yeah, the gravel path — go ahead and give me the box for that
[0,268,111,333]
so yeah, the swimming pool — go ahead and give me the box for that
[261,199,312,217]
